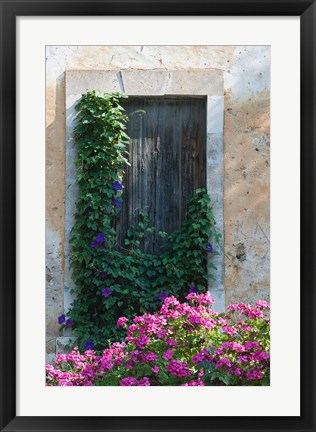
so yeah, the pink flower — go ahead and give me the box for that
[215,357,232,368]
[227,303,245,312]
[167,360,191,377]
[120,377,138,386]
[128,324,138,333]
[188,314,202,325]
[151,366,160,374]
[240,324,253,332]
[163,350,174,361]
[237,355,248,363]
[245,368,263,380]
[218,317,227,326]
[117,317,128,327]
[221,342,245,352]
[222,325,237,336]
[186,292,199,301]
[138,377,151,386]
[256,300,270,309]
[244,341,260,350]
[135,335,150,349]
[125,360,133,369]
[141,351,158,363]
[182,378,204,386]
[197,292,215,305]
[227,303,265,319]
[166,338,178,347]
[186,292,215,305]
[252,351,270,362]
[100,360,113,371]
[233,367,242,376]
[163,296,180,308]
[214,348,223,356]
[156,329,167,339]
[192,353,205,364]
[192,348,213,364]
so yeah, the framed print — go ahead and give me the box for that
[0,1,315,431]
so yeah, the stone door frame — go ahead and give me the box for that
[65,69,225,313]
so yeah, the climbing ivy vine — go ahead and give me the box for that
[65,91,221,352]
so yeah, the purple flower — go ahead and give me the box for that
[95,232,106,243]
[91,232,106,249]
[158,291,168,301]
[206,243,213,253]
[84,340,94,351]
[65,319,73,328]
[99,270,107,278]
[90,240,100,249]
[113,181,123,191]
[189,285,199,294]
[102,287,112,298]
[58,314,65,324]
[114,198,122,208]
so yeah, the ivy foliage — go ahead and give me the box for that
[67,91,221,352]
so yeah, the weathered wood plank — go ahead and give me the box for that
[117,97,206,254]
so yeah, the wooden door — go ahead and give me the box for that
[117,96,206,254]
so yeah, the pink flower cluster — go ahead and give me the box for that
[194,337,270,383]
[46,293,270,386]
[166,360,191,377]
[120,376,151,386]
[163,349,174,361]
[46,348,100,386]
[182,379,205,386]
[227,302,270,320]
[117,317,128,327]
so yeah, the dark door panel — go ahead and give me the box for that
[117,97,206,254]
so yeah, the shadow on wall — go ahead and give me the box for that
[46,72,67,351]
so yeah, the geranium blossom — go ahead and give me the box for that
[47,294,270,387]
[117,317,128,327]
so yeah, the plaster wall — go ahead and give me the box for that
[46,45,270,357]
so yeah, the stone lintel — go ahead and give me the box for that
[66,70,121,97]
[66,69,224,98]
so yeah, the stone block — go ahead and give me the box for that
[46,353,56,364]
[46,338,56,354]
[207,96,224,134]
[66,71,121,96]
[207,135,224,165]
[121,70,169,95]
[56,337,78,354]
[166,70,224,96]
[211,288,226,313]
[207,163,224,193]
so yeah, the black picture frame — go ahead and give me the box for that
[0,1,315,431]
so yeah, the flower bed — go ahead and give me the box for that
[46,293,270,386]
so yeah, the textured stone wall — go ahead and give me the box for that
[46,46,270,358]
